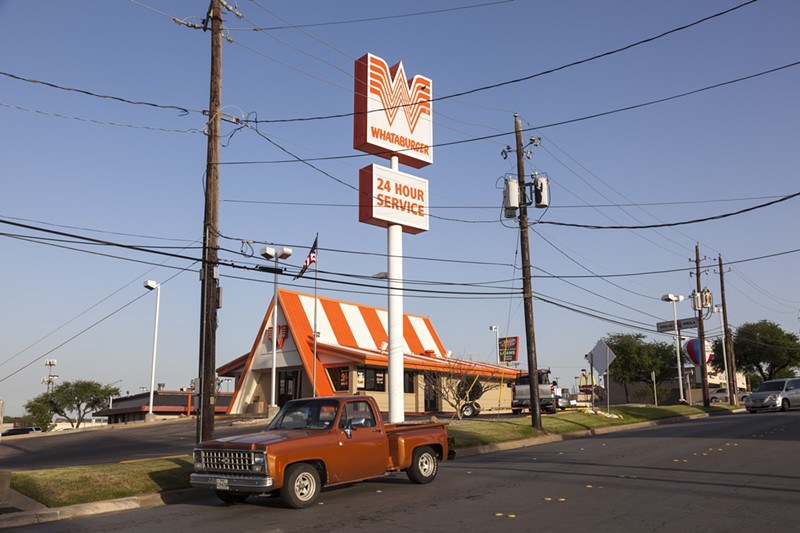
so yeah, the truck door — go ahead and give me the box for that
[329,400,389,483]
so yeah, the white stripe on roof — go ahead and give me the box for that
[340,303,377,350]
[408,315,440,357]
[375,308,411,354]
[299,294,336,345]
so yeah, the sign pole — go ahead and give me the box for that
[387,156,405,424]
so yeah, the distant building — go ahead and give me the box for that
[94,390,232,424]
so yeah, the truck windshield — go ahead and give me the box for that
[267,399,339,431]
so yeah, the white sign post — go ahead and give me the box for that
[354,53,433,424]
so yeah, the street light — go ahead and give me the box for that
[661,293,685,402]
[260,246,292,408]
[144,280,161,420]
[489,325,499,364]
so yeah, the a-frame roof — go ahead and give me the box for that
[226,289,519,412]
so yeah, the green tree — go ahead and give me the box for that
[24,380,120,429]
[20,400,54,431]
[605,333,678,403]
[728,320,800,381]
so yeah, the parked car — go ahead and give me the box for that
[1,426,42,437]
[554,395,577,410]
[744,378,800,413]
[708,387,748,403]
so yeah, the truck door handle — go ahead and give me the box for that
[372,429,383,433]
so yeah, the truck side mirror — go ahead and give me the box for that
[342,418,367,439]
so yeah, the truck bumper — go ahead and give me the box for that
[190,473,274,493]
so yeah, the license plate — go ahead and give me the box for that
[215,478,229,490]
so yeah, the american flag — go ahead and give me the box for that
[293,236,318,280]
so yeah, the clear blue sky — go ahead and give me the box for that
[1,1,798,416]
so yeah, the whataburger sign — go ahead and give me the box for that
[354,53,431,234]
[353,53,433,169]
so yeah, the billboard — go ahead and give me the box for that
[353,53,433,169]
[359,164,429,234]
[498,336,519,363]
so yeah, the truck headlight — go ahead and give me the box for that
[193,450,203,469]
[252,452,266,473]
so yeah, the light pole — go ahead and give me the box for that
[662,294,686,403]
[489,325,499,364]
[260,246,292,409]
[144,280,161,420]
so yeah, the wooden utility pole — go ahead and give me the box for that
[514,114,542,431]
[718,254,738,404]
[197,0,222,444]
[694,244,710,407]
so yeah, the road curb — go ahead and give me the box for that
[455,410,725,457]
[0,488,207,529]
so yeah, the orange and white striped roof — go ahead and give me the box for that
[278,289,447,358]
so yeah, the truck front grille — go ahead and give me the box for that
[196,449,261,475]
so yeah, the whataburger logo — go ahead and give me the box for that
[354,53,433,169]
[368,56,431,134]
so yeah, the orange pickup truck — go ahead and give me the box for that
[191,395,454,508]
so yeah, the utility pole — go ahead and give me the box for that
[514,114,542,431]
[694,244,710,407]
[197,0,222,444]
[718,254,737,405]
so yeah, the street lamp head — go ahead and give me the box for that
[260,246,293,260]
[489,325,498,332]
[144,280,160,291]
[661,293,684,303]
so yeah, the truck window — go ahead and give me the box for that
[268,399,339,430]
[339,400,377,428]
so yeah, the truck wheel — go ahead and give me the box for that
[406,446,438,484]
[511,409,522,415]
[281,464,321,509]
[215,491,248,504]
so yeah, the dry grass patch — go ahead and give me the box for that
[11,456,193,508]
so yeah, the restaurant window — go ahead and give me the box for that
[404,370,416,393]
[356,367,385,392]
[329,367,350,392]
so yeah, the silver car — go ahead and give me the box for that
[744,378,800,413]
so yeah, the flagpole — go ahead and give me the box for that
[312,233,319,398]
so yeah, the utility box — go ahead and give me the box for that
[503,177,519,218]
[533,174,550,208]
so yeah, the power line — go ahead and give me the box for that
[227,1,514,31]
[0,71,202,116]
[537,191,800,229]
[245,0,758,124]
[226,59,800,165]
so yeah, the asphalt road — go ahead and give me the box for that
[0,418,265,471]
[8,410,800,532]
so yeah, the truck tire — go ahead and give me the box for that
[281,463,321,509]
[215,491,248,504]
[406,446,438,484]
[511,408,522,415]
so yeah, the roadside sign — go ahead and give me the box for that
[585,340,616,375]
[656,317,699,332]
